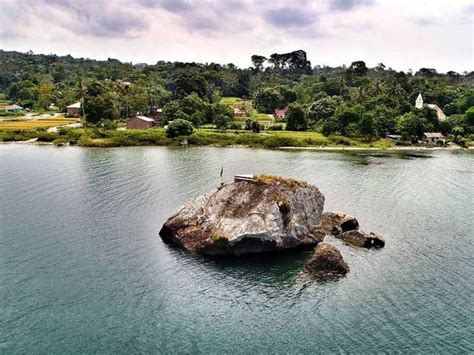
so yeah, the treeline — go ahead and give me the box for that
[1,49,473,141]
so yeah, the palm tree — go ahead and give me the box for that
[75,80,87,128]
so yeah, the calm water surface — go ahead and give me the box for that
[0,145,473,353]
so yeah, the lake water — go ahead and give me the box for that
[0,145,473,353]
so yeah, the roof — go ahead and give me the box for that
[135,116,155,122]
[274,108,287,117]
[5,104,22,110]
[67,102,81,108]
[423,132,444,138]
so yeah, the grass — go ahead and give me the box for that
[0,125,396,149]
[0,118,77,130]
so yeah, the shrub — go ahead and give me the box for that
[166,119,194,138]
[214,114,230,130]
[329,135,351,146]
[229,122,242,130]
[36,132,60,142]
[53,138,68,146]
[267,124,284,131]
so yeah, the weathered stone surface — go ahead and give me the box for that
[338,230,385,248]
[159,177,325,255]
[320,212,359,234]
[304,243,349,277]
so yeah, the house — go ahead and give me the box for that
[5,104,23,112]
[386,134,401,141]
[126,116,156,129]
[233,108,246,117]
[421,132,445,145]
[150,106,163,125]
[274,108,288,119]
[67,102,81,117]
[415,94,447,121]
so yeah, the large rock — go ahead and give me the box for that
[159,176,325,255]
[320,212,359,236]
[304,243,349,277]
[338,230,385,248]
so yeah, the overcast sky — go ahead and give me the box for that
[0,0,472,72]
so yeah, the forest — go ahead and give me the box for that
[1,49,473,146]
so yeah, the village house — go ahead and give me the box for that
[415,94,447,121]
[421,132,445,145]
[67,102,81,117]
[274,108,288,120]
[126,115,156,129]
[5,104,23,112]
[150,106,163,125]
[233,108,246,117]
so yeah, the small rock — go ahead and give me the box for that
[320,212,359,234]
[305,243,349,278]
[369,232,385,248]
[338,230,385,248]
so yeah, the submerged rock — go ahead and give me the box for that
[320,212,359,235]
[304,243,349,277]
[338,230,385,248]
[159,176,325,255]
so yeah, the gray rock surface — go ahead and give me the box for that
[304,243,349,277]
[159,177,325,255]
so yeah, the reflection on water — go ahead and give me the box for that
[0,145,473,353]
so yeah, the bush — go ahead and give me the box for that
[166,119,194,138]
[36,132,60,142]
[53,138,68,146]
[214,114,230,130]
[328,135,351,146]
[228,122,242,130]
[267,124,284,131]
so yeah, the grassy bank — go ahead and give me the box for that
[0,127,396,149]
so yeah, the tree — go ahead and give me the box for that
[349,61,368,76]
[396,112,427,137]
[173,71,208,99]
[251,55,266,71]
[286,103,308,131]
[162,100,189,124]
[335,106,360,135]
[214,114,230,129]
[254,88,282,113]
[36,81,55,110]
[308,97,340,124]
[464,107,474,127]
[359,112,376,139]
[83,81,119,124]
[166,119,194,138]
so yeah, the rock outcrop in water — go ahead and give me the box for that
[304,243,349,277]
[320,211,359,236]
[159,176,325,255]
[338,230,385,248]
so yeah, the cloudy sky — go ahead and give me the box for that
[0,0,472,72]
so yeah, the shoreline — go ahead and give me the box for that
[1,140,471,151]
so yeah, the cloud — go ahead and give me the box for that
[329,0,375,11]
[264,7,317,28]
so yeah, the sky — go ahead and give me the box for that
[0,0,472,73]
